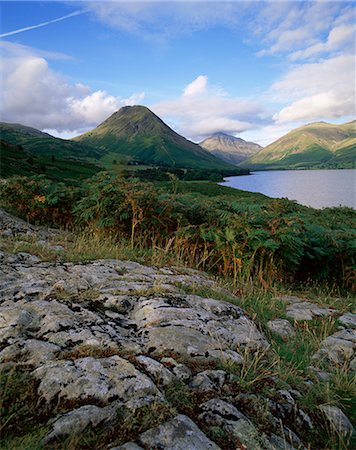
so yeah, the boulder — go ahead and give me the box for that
[45,404,117,443]
[266,319,295,338]
[338,312,356,329]
[312,329,356,367]
[319,405,354,436]
[138,414,221,450]
[33,356,162,410]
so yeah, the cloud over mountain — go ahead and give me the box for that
[152,75,268,141]
[0,42,144,135]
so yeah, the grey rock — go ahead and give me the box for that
[268,433,297,450]
[312,329,356,367]
[33,356,162,410]
[199,399,271,449]
[111,444,144,450]
[191,370,227,392]
[136,355,177,386]
[338,312,356,328]
[134,296,267,362]
[138,414,221,449]
[267,319,295,338]
[200,398,246,422]
[45,404,116,443]
[285,301,336,321]
[0,207,64,241]
[296,408,314,431]
[0,307,34,343]
[160,357,192,381]
[269,391,314,437]
[282,427,306,449]
[230,420,273,449]
[319,405,355,436]
[350,357,356,371]
[0,339,60,365]
[2,228,13,237]
[307,366,331,381]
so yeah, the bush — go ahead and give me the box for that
[0,175,80,227]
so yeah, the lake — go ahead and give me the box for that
[220,169,356,209]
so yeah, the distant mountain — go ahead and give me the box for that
[74,106,235,170]
[0,123,100,180]
[200,132,262,165]
[240,120,356,170]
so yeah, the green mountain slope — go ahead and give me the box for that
[0,122,103,160]
[74,105,235,170]
[240,120,356,170]
[0,124,101,181]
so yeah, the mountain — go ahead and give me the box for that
[74,106,235,170]
[0,122,103,160]
[240,120,356,170]
[200,132,262,165]
[0,123,101,181]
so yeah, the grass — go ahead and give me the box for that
[186,280,355,448]
[0,364,50,448]
[0,426,48,450]
[50,402,174,450]
[0,207,355,449]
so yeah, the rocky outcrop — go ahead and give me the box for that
[0,244,272,447]
[1,209,354,449]
[138,415,220,450]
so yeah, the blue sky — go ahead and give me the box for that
[0,1,355,145]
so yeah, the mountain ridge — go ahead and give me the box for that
[200,132,261,165]
[240,120,356,170]
[74,105,235,170]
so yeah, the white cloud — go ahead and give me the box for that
[69,90,121,124]
[271,54,355,123]
[85,1,243,42]
[151,75,268,141]
[253,1,354,60]
[274,92,354,123]
[290,23,355,61]
[0,42,145,133]
[183,75,208,96]
[122,91,145,106]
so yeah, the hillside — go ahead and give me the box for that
[74,106,235,170]
[0,206,355,449]
[241,120,356,170]
[200,132,261,165]
[0,122,103,160]
[0,123,101,181]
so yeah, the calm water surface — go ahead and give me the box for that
[220,169,356,209]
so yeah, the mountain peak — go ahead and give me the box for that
[200,133,262,165]
[74,105,234,170]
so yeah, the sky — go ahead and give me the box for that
[0,1,355,146]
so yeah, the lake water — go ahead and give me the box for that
[220,169,356,209]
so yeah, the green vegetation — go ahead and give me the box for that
[74,105,237,170]
[0,122,103,159]
[1,172,355,289]
[0,125,101,182]
[0,117,355,449]
[241,120,356,170]
[0,364,49,449]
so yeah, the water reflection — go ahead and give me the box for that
[220,169,356,209]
